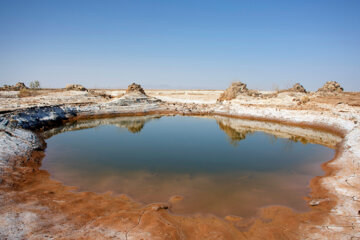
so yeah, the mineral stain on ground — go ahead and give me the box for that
[41,116,334,218]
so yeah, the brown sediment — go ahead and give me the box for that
[304,144,344,216]
[0,111,346,239]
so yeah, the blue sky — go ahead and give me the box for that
[0,0,359,90]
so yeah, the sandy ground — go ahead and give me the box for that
[1,88,360,239]
[0,89,223,112]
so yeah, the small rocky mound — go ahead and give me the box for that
[218,82,249,101]
[293,95,310,105]
[88,90,113,99]
[317,81,343,93]
[289,83,306,93]
[247,90,262,97]
[106,83,160,106]
[126,83,146,95]
[1,82,28,91]
[218,82,266,101]
[14,82,28,90]
[65,84,87,91]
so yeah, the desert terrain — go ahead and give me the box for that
[1,82,360,239]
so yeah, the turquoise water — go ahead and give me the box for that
[41,116,334,218]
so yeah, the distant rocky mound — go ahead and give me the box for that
[1,82,28,91]
[106,83,160,106]
[14,82,28,90]
[126,83,147,96]
[65,84,87,91]
[289,83,307,93]
[317,81,343,93]
[218,82,249,101]
[218,82,264,101]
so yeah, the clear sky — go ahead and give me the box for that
[0,0,359,90]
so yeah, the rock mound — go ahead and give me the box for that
[289,83,306,93]
[218,82,249,101]
[217,82,277,101]
[65,84,87,91]
[317,81,343,93]
[126,83,146,95]
[106,83,160,106]
[1,82,28,91]
[14,82,28,90]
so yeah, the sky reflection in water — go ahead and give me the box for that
[41,116,334,218]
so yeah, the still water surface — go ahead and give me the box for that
[42,116,334,218]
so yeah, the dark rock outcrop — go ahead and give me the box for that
[0,106,77,130]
